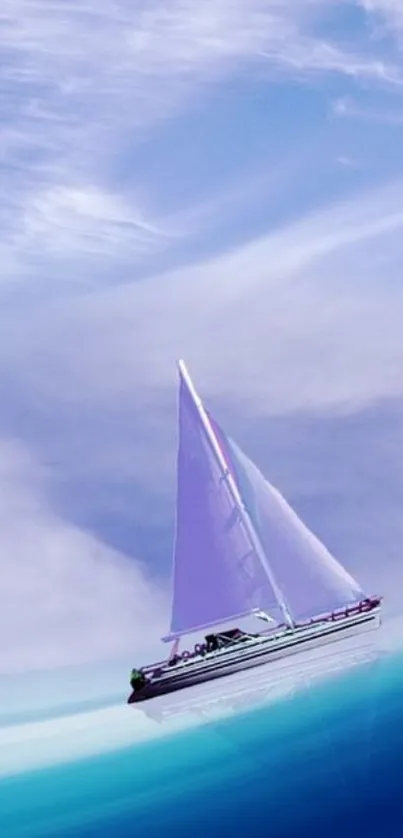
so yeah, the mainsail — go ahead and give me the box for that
[165,363,286,640]
[164,361,364,641]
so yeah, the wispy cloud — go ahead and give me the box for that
[3,177,403,417]
[360,0,403,41]
[2,0,403,286]
[331,94,403,123]
[4,0,399,102]
[1,184,174,287]
[335,155,359,167]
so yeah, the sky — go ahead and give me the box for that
[1,0,403,673]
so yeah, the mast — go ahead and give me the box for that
[178,359,295,629]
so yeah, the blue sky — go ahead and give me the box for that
[1,0,403,671]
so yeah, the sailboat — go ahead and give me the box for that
[127,360,382,703]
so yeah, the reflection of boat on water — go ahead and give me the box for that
[128,361,382,704]
[140,634,381,724]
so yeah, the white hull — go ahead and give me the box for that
[143,633,380,723]
[129,607,381,702]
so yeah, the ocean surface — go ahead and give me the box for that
[1,619,403,838]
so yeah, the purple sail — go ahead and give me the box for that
[222,433,365,622]
[166,371,279,639]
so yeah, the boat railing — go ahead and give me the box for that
[296,595,382,629]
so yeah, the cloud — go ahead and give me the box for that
[2,0,403,286]
[360,0,403,41]
[3,0,399,105]
[331,94,403,123]
[2,177,403,420]
[1,184,174,286]
[335,155,359,168]
[0,438,168,673]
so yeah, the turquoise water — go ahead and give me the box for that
[1,645,402,838]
